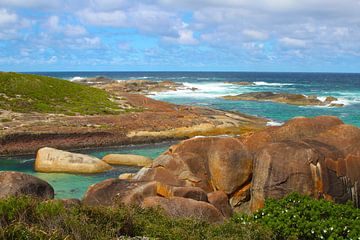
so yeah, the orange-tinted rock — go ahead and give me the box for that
[314,124,360,154]
[244,116,343,152]
[168,137,253,194]
[82,179,157,206]
[207,191,233,218]
[230,182,251,208]
[142,196,224,223]
[249,139,360,211]
[156,182,208,202]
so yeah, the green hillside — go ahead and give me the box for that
[0,72,125,115]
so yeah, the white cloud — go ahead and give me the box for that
[77,9,127,27]
[279,37,306,47]
[243,29,269,40]
[0,8,17,26]
[45,15,87,36]
[0,0,61,9]
[164,28,198,45]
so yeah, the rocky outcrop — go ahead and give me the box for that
[102,154,152,167]
[35,147,112,174]
[222,92,343,107]
[142,197,224,223]
[245,116,360,211]
[0,171,54,199]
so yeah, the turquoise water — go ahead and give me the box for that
[0,143,171,199]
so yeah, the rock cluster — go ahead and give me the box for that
[82,116,360,222]
[222,92,344,107]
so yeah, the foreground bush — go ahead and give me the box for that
[0,197,271,240]
[1,193,360,240]
[235,193,360,240]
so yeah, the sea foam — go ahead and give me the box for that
[69,76,85,81]
[266,120,284,126]
[254,81,293,86]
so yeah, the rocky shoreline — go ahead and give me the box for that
[0,93,266,156]
[2,115,360,223]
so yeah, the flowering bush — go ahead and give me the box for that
[233,193,360,240]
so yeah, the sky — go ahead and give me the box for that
[0,0,360,72]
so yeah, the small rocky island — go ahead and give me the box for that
[222,91,344,107]
[73,76,197,94]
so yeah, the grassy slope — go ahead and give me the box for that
[0,72,125,115]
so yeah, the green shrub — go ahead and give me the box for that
[248,193,360,240]
[0,197,272,240]
[4,193,359,240]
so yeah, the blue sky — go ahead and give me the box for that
[1,0,360,72]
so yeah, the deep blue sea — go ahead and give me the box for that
[2,71,359,199]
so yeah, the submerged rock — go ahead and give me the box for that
[102,154,152,167]
[224,81,254,86]
[0,171,54,199]
[222,92,341,107]
[35,147,112,174]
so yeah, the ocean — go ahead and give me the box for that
[33,71,360,127]
[2,71,360,198]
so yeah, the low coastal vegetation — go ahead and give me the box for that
[1,193,359,240]
[0,72,129,115]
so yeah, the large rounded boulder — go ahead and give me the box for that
[0,171,54,199]
[35,147,112,174]
[162,137,253,195]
